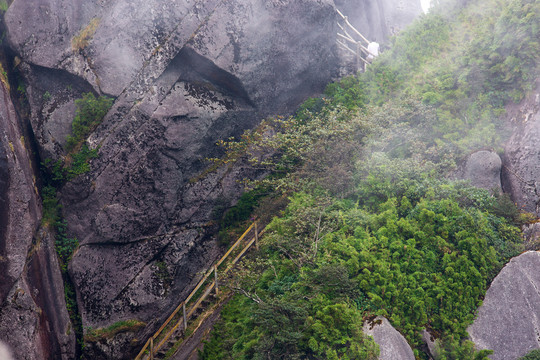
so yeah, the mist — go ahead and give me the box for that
[0,0,538,359]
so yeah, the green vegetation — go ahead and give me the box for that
[41,185,83,357]
[0,0,8,13]
[43,144,99,183]
[43,90,51,102]
[16,82,25,95]
[434,336,493,360]
[202,186,520,359]
[202,0,539,358]
[85,320,146,342]
[216,189,267,246]
[154,261,172,292]
[519,349,540,360]
[0,63,9,90]
[42,185,79,272]
[42,92,111,185]
[66,92,112,152]
[72,18,100,51]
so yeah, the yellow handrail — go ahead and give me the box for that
[134,221,263,360]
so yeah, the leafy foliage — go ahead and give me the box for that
[43,144,99,184]
[217,188,267,246]
[42,185,62,226]
[203,184,522,359]
[519,349,540,360]
[66,92,112,152]
[41,186,79,272]
[434,336,493,360]
[42,92,111,185]
[200,0,538,357]
[85,320,146,342]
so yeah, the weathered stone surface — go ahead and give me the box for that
[0,81,75,359]
[502,81,540,215]
[462,150,502,192]
[523,223,540,251]
[3,0,423,358]
[468,251,540,360]
[421,329,438,359]
[363,316,415,360]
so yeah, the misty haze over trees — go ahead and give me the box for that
[0,0,539,359]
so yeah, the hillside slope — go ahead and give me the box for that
[199,0,540,358]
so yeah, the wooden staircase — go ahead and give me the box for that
[134,222,265,360]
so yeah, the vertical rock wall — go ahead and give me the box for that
[0,80,75,359]
[502,80,540,215]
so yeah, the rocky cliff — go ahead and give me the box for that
[1,0,421,358]
[0,79,74,358]
[502,79,540,215]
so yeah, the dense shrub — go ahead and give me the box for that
[66,92,112,152]
[519,349,540,360]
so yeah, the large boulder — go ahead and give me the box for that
[0,81,75,359]
[363,316,415,360]
[468,251,540,359]
[462,150,502,192]
[502,80,540,215]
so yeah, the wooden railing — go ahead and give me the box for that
[134,222,265,360]
[335,8,377,71]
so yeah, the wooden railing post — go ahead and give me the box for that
[255,223,259,251]
[183,303,187,330]
[150,337,154,360]
[214,265,219,295]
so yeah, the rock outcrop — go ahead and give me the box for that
[468,251,540,360]
[0,80,75,359]
[363,316,415,360]
[2,0,422,358]
[502,80,540,215]
[523,223,540,251]
[462,150,502,192]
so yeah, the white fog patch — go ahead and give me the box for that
[421,0,432,13]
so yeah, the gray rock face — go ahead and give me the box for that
[462,150,502,192]
[468,251,540,360]
[0,81,75,359]
[523,223,540,251]
[422,329,437,359]
[363,316,415,360]
[335,0,422,41]
[502,81,540,215]
[3,0,422,358]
